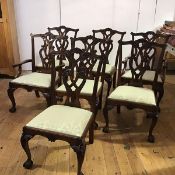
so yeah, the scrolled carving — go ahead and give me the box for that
[120,39,164,87]
[60,48,98,107]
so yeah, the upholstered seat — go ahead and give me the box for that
[108,85,156,106]
[122,70,162,83]
[26,105,93,137]
[11,72,51,88]
[92,61,116,75]
[56,79,102,96]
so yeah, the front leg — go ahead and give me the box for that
[89,99,98,130]
[7,85,17,113]
[156,84,164,112]
[148,113,158,143]
[71,140,86,175]
[20,132,34,169]
[103,103,110,133]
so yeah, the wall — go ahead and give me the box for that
[14,0,175,69]
[14,0,61,69]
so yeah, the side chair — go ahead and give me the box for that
[20,48,99,175]
[7,32,65,112]
[103,39,166,143]
[121,31,170,111]
[56,35,112,128]
[92,28,126,96]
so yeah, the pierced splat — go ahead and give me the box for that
[38,32,56,69]
[72,35,112,62]
[56,48,101,107]
[48,26,79,49]
[131,31,170,70]
[119,39,164,87]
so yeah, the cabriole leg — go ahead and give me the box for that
[157,85,164,112]
[105,75,112,98]
[20,132,34,169]
[71,140,86,175]
[103,104,109,133]
[148,115,158,143]
[7,86,16,113]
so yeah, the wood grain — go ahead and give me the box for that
[1,77,175,175]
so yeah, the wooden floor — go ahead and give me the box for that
[1,75,175,175]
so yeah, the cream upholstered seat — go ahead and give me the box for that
[108,85,156,106]
[11,72,51,88]
[92,61,116,75]
[26,105,93,137]
[56,79,102,96]
[122,70,162,83]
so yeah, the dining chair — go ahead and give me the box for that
[121,31,170,111]
[20,48,100,175]
[103,39,166,143]
[56,35,112,128]
[7,32,65,112]
[92,28,126,96]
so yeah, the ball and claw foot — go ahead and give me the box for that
[103,126,109,133]
[9,107,16,113]
[23,160,33,169]
[147,135,155,143]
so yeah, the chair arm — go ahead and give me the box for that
[13,59,32,78]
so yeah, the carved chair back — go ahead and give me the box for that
[51,47,105,107]
[71,35,113,79]
[31,32,69,73]
[131,31,170,70]
[118,39,166,88]
[48,25,79,49]
[92,28,126,67]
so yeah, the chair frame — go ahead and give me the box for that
[121,31,170,111]
[20,48,99,175]
[103,39,166,143]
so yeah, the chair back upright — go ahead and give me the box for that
[71,35,113,96]
[118,39,167,88]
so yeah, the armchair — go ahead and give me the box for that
[121,31,170,111]
[7,32,65,112]
[103,39,166,142]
